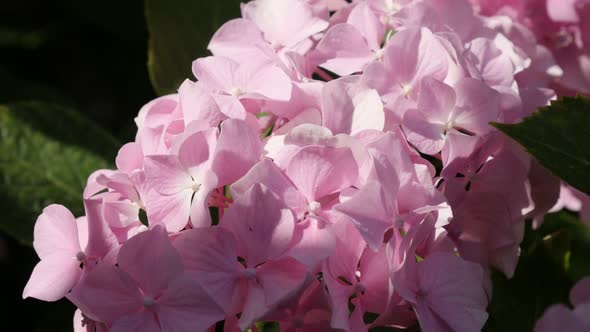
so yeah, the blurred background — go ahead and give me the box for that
[1,1,153,330]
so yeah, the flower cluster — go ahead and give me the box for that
[22,0,589,331]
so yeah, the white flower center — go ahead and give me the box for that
[191,181,201,192]
[307,201,322,214]
[230,87,245,97]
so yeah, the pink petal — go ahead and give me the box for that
[242,0,328,48]
[83,199,119,259]
[383,27,449,93]
[256,257,309,309]
[212,94,247,119]
[118,226,183,295]
[177,129,217,176]
[67,264,143,323]
[231,159,308,216]
[208,18,269,60]
[535,304,590,332]
[347,2,384,51]
[158,275,225,331]
[178,80,224,129]
[547,0,580,22]
[314,24,374,76]
[417,78,456,123]
[415,252,489,332]
[321,77,384,135]
[144,155,193,195]
[287,217,336,269]
[145,189,192,232]
[173,227,242,314]
[116,143,144,175]
[285,145,358,202]
[402,109,446,155]
[571,277,590,307]
[192,56,239,93]
[243,63,292,101]
[334,183,395,250]
[452,78,500,135]
[23,254,81,301]
[212,119,263,186]
[33,204,81,259]
[222,184,295,266]
[110,310,161,332]
[189,171,217,228]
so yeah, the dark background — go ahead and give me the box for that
[1,1,155,330]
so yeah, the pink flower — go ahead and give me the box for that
[23,199,119,301]
[68,225,224,331]
[174,184,309,331]
[402,77,500,155]
[535,277,590,332]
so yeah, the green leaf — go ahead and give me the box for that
[145,0,241,95]
[484,211,590,332]
[492,95,590,195]
[0,102,120,244]
[483,221,573,332]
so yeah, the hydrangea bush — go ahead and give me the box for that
[21,0,590,331]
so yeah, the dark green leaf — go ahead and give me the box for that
[492,95,590,195]
[483,212,590,332]
[145,0,241,95]
[0,102,119,244]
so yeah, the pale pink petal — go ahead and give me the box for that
[145,190,192,232]
[173,227,242,313]
[83,199,119,259]
[116,143,144,175]
[322,77,385,135]
[535,304,590,332]
[238,280,267,331]
[285,146,358,202]
[192,56,239,93]
[417,78,456,123]
[177,129,217,176]
[208,18,268,60]
[222,184,295,266]
[178,80,224,129]
[402,110,446,155]
[144,155,193,195]
[452,78,500,135]
[33,204,81,259]
[314,24,374,76]
[211,94,247,120]
[212,119,263,186]
[547,0,581,22]
[242,0,328,48]
[23,254,81,301]
[256,257,309,307]
[415,252,489,332]
[347,2,384,51]
[334,182,396,250]
[244,63,292,101]
[67,264,143,323]
[110,310,161,332]
[571,277,590,307]
[287,217,336,269]
[117,226,183,295]
[158,275,225,332]
[189,171,217,228]
[231,159,308,216]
